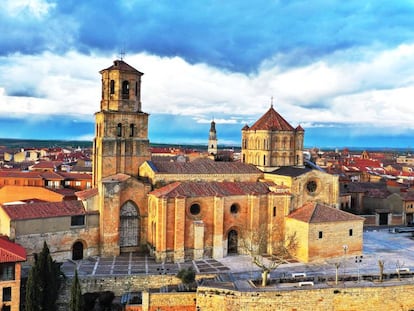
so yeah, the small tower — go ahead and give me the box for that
[92,59,150,186]
[208,120,218,156]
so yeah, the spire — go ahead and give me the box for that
[270,96,274,108]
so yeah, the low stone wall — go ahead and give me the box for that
[197,282,414,311]
[58,273,414,311]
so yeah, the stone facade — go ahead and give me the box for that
[241,106,304,171]
[147,184,291,262]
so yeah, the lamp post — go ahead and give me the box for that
[342,244,348,282]
[355,255,363,282]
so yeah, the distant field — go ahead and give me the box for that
[0,138,93,149]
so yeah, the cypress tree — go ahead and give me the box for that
[24,241,64,311]
[69,269,84,311]
[25,262,40,311]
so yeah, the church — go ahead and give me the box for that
[0,59,364,263]
[90,59,363,263]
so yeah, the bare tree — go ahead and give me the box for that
[240,224,298,286]
[378,259,385,282]
[333,262,341,285]
[395,260,405,281]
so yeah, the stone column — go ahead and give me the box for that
[212,196,224,259]
[155,197,168,262]
[174,196,186,262]
[99,180,121,256]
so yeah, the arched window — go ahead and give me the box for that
[135,81,138,96]
[242,154,246,162]
[130,124,135,137]
[72,241,84,260]
[122,80,129,99]
[273,206,276,217]
[110,80,115,94]
[230,203,239,214]
[263,155,266,166]
[117,123,122,137]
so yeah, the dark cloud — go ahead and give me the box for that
[2,1,414,73]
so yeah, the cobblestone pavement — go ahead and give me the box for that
[62,253,230,277]
[61,229,414,279]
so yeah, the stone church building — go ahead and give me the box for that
[0,59,364,263]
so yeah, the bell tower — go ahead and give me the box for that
[208,120,218,155]
[93,59,150,186]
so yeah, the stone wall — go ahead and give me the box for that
[196,282,414,311]
[58,273,414,311]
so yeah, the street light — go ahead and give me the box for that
[342,245,348,281]
[355,255,363,282]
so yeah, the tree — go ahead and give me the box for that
[25,241,65,310]
[176,267,196,290]
[70,269,84,311]
[378,259,385,282]
[240,224,298,286]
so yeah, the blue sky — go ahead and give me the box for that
[1,1,414,149]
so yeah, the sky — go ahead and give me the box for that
[1,1,414,149]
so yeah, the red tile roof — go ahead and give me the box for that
[248,106,294,131]
[0,237,26,263]
[41,171,65,180]
[150,181,273,198]
[102,60,143,74]
[288,202,365,223]
[150,158,261,175]
[0,171,43,179]
[295,125,305,132]
[2,200,85,220]
[58,172,92,180]
[31,161,62,169]
[75,188,98,200]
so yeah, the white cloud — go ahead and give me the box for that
[4,0,55,19]
[2,42,414,133]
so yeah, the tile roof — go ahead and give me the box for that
[58,172,92,180]
[0,237,26,263]
[102,173,131,183]
[342,182,387,193]
[0,171,43,179]
[149,158,261,175]
[248,106,294,131]
[268,166,312,177]
[149,181,273,198]
[75,188,99,200]
[2,200,85,220]
[31,161,62,169]
[41,171,65,180]
[102,60,143,74]
[288,202,365,223]
[364,188,392,199]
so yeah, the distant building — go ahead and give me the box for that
[241,105,305,172]
[207,120,217,156]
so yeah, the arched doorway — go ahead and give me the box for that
[119,201,140,248]
[72,241,84,260]
[228,230,238,254]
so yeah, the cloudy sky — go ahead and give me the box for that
[1,0,414,149]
